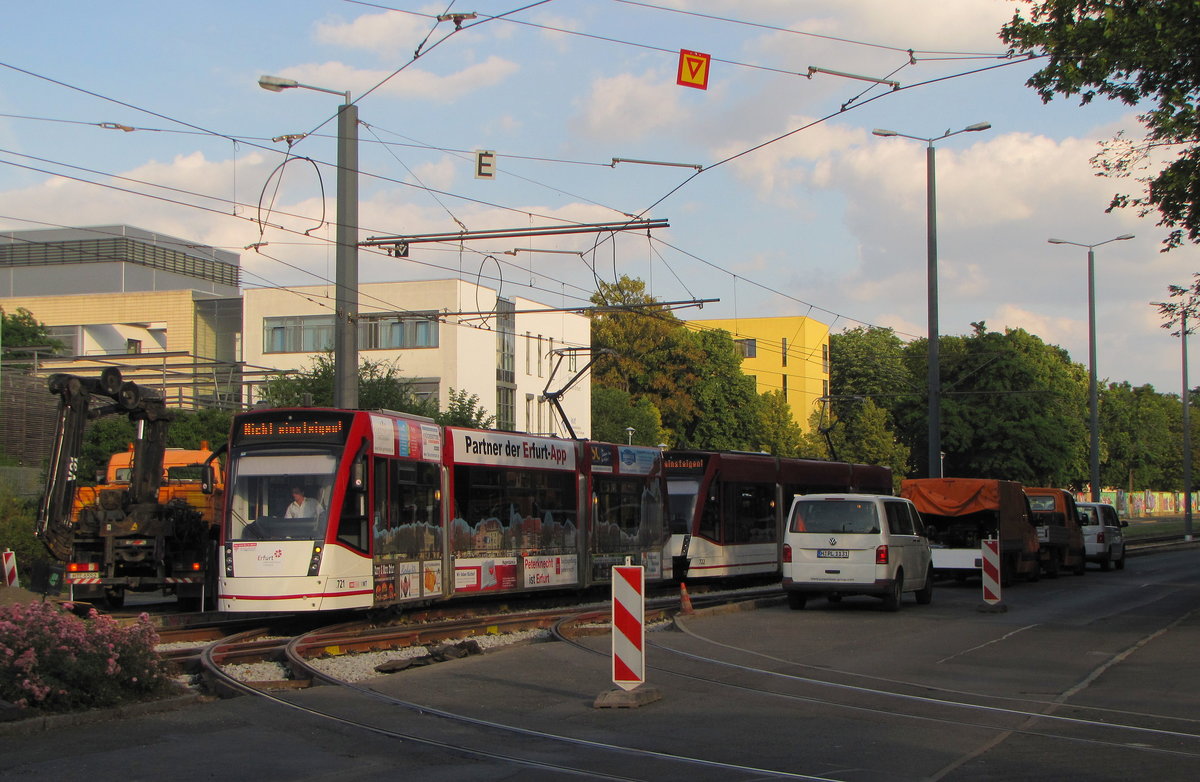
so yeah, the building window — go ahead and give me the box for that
[496,386,516,432]
[525,332,532,375]
[822,343,829,373]
[537,334,544,377]
[781,337,788,367]
[358,311,439,350]
[823,379,829,396]
[736,338,756,358]
[781,375,788,400]
[262,315,335,353]
[525,393,535,432]
[126,339,142,354]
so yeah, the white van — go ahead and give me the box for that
[782,494,933,611]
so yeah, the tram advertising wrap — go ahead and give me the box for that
[216,407,887,613]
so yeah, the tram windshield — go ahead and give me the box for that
[666,478,699,535]
[226,448,339,541]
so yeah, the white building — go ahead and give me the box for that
[242,279,592,437]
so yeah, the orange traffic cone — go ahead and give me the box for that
[679,581,694,614]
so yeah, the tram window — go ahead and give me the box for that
[666,479,699,535]
[698,491,720,541]
[726,483,775,544]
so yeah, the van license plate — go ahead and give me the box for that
[817,549,848,558]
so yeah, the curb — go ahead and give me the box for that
[0,693,211,737]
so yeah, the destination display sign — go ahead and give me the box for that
[232,413,352,446]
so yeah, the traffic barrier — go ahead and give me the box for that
[611,565,645,692]
[2,549,18,589]
[679,581,694,614]
[979,538,1006,612]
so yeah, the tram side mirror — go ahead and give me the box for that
[200,465,215,495]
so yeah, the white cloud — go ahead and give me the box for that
[314,11,434,56]
[269,57,520,103]
[570,71,689,142]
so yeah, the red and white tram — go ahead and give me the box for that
[217,408,668,612]
[664,450,893,580]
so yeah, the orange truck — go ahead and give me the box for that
[1023,487,1086,577]
[900,478,1041,584]
[73,444,224,525]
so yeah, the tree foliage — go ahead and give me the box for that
[590,276,767,450]
[1001,1,1200,249]
[591,385,665,446]
[438,388,496,429]
[1,306,62,359]
[258,352,439,418]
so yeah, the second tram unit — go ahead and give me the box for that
[217,407,668,612]
[664,450,893,580]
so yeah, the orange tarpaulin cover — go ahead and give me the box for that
[900,478,1023,516]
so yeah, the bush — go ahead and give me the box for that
[0,485,50,574]
[0,602,179,711]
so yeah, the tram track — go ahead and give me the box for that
[194,592,832,780]
[549,604,1200,765]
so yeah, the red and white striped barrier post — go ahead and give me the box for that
[2,549,18,589]
[979,538,1006,612]
[594,565,662,708]
[611,565,645,691]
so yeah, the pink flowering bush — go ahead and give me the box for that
[0,601,179,711]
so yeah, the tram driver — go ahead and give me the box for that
[286,486,324,519]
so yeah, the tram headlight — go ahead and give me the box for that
[307,544,323,577]
[224,545,234,577]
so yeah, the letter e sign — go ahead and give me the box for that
[677,50,711,90]
[475,150,497,179]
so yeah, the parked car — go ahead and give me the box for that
[782,494,933,611]
[1076,501,1127,571]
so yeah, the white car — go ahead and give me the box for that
[782,494,933,611]
[1075,503,1128,570]
[1076,501,1127,571]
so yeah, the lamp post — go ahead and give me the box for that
[1047,234,1135,501]
[259,75,359,409]
[1152,285,1198,541]
[873,121,992,478]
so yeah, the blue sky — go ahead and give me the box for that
[1,1,1194,400]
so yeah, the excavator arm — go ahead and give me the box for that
[35,368,172,560]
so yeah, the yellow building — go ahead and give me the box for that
[685,316,829,431]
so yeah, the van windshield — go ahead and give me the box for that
[791,500,880,534]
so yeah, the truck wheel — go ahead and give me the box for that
[1073,554,1086,576]
[787,592,807,610]
[1043,555,1060,579]
[915,566,934,605]
[1115,552,1126,570]
[882,571,903,612]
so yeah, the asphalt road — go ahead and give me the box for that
[2,547,1198,781]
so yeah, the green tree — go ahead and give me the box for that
[800,399,910,491]
[1001,1,1200,249]
[756,390,803,457]
[1099,381,1178,491]
[925,324,1089,486]
[591,385,664,445]
[436,388,495,429]
[590,276,764,449]
[1,306,62,359]
[258,352,437,417]
[0,484,49,572]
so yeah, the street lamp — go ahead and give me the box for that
[1152,285,1198,541]
[873,121,992,477]
[259,74,359,409]
[1047,233,1135,502]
